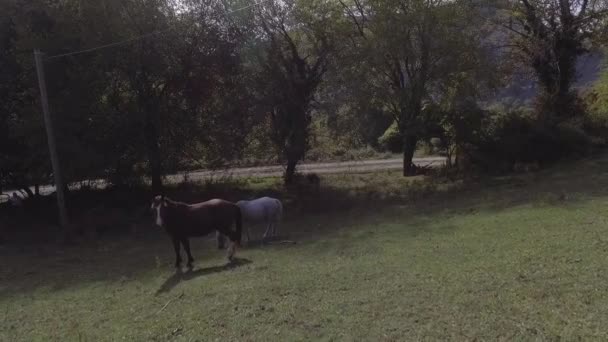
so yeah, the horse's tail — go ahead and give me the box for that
[234,206,243,245]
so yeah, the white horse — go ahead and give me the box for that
[238,196,283,241]
[217,196,283,246]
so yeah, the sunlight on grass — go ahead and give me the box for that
[4,156,608,340]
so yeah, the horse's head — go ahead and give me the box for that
[150,195,168,227]
[150,194,166,208]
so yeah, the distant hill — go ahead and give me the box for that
[496,52,605,104]
[475,2,606,106]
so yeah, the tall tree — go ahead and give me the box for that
[4,0,250,194]
[91,0,246,190]
[0,4,27,193]
[340,0,492,175]
[255,0,337,183]
[497,0,608,122]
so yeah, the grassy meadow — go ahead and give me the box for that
[3,155,608,340]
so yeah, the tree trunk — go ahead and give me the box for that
[144,115,162,193]
[445,152,452,169]
[284,158,298,184]
[402,135,418,177]
[148,140,162,193]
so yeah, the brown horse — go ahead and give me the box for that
[150,195,242,268]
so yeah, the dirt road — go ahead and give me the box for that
[172,156,445,181]
[2,157,446,199]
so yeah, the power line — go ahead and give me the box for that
[46,0,265,60]
[46,31,168,60]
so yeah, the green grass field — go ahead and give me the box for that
[3,156,608,341]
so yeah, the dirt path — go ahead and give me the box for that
[2,157,446,199]
[171,156,445,181]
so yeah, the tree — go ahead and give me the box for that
[339,0,493,175]
[0,0,56,196]
[3,0,251,195]
[255,0,337,183]
[0,7,27,193]
[587,53,608,120]
[496,0,608,122]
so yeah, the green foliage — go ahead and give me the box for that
[1,0,250,190]
[378,121,403,153]
[499,0,608,122]
[463,108,594,172]
[337,0,498,175]
[241,114,278,165]
[306,118,392,162]
[0,2,50,191]
[0,0,606,192]
[586,57,608,129]
[254,0,340,181]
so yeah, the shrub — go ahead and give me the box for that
[463,109,594,173]
[378,122,402,153]
[583,60,608,141]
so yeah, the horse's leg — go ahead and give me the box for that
[236,225,249,246]
[268,218,275,237]
[225,228,239,261]
[262,207,270,240]
[172,236,182,268]
[227,241,236,261]
[216,231,225,249]
[263,221,272,241]
[181,238,194,268]
[273,200,282,237]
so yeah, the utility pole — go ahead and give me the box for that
[34,49,69,233]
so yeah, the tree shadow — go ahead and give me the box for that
[5,155,608,296]
[155,257,252,295]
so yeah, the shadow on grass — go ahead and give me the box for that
[156,257,252,295]
[4,154,608,295]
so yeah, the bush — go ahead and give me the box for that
[583,62,608,140]
[378,122,402,153]
[463,109,595,173]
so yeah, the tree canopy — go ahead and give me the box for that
[0,0,607,195]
